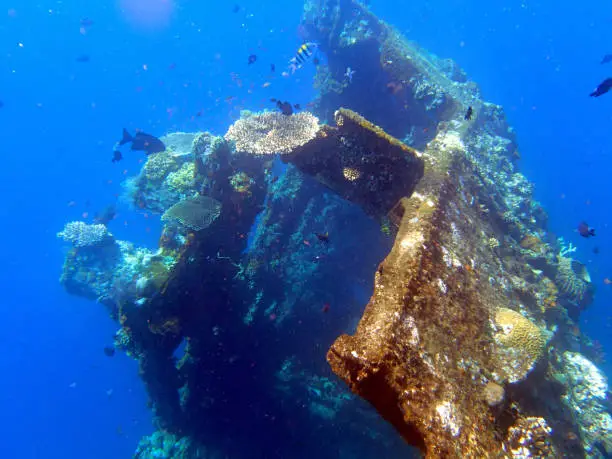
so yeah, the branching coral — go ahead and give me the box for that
[224,111,319,155]
[161,195,222,231]
[493,308,546,383]
[57,221,114,247]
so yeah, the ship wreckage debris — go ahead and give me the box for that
[57,0,610,457]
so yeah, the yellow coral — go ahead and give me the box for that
[520,234,545,253]
[165,162,195,195]
[342,167,361,181]
[540,277,558,309]
[144,151,177,182]
[494,308,545,383]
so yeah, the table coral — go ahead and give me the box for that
[225,111,320,155]
[57,221,114,248]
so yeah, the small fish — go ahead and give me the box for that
[601,54,612,64]
[289,42,318,73]
[76,54,90,63]
[0,100,4,109]
[321,303,330,313]
[119,128,165,154]
[315,232,329,243]
[464,106,473,120]
[232,4,240,13]
[80,18,94,28]
[577,221,596,238]
[111,150,122,163]
[262,82,271,88]
[103,346,115,357]
[270,63,276,72]
[248,54,257,65]
[344,67,355,83]
[590,78,612,97]
[293,103,301,110]
[604,278,612,285]
[593,246,600,254]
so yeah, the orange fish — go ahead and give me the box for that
[262,82,271,88]
[604,278,612,285]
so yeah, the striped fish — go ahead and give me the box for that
[289,42,318,73]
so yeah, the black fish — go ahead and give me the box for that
[277,101,293,116]
[80,18,94,28]
[120,128,165,154]
[464,106,473,121]
[248,54,257,65]
[270,63,275,72]
[315,232,329,243]
[111,150,122,163]
[94,205,116,225]
[293,103,301,110]
[578,221,596,238]
[590,78,612,97]
[270,98,293,115]
[76,54,90,63]
[103,346,115,357]
[602,54,612,64]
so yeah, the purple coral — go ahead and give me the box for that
[57,221,114,247]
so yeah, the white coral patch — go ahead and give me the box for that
[400,232,424,250]
[439,131,465,151]
[436,401,461,437]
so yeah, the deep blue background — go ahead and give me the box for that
[1,0,610,457]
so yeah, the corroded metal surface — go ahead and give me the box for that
[286,108,424,217]
[327,129,549,457]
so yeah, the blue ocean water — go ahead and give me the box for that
[2,0,611,457]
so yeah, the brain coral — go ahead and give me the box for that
[493,308,546,383]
